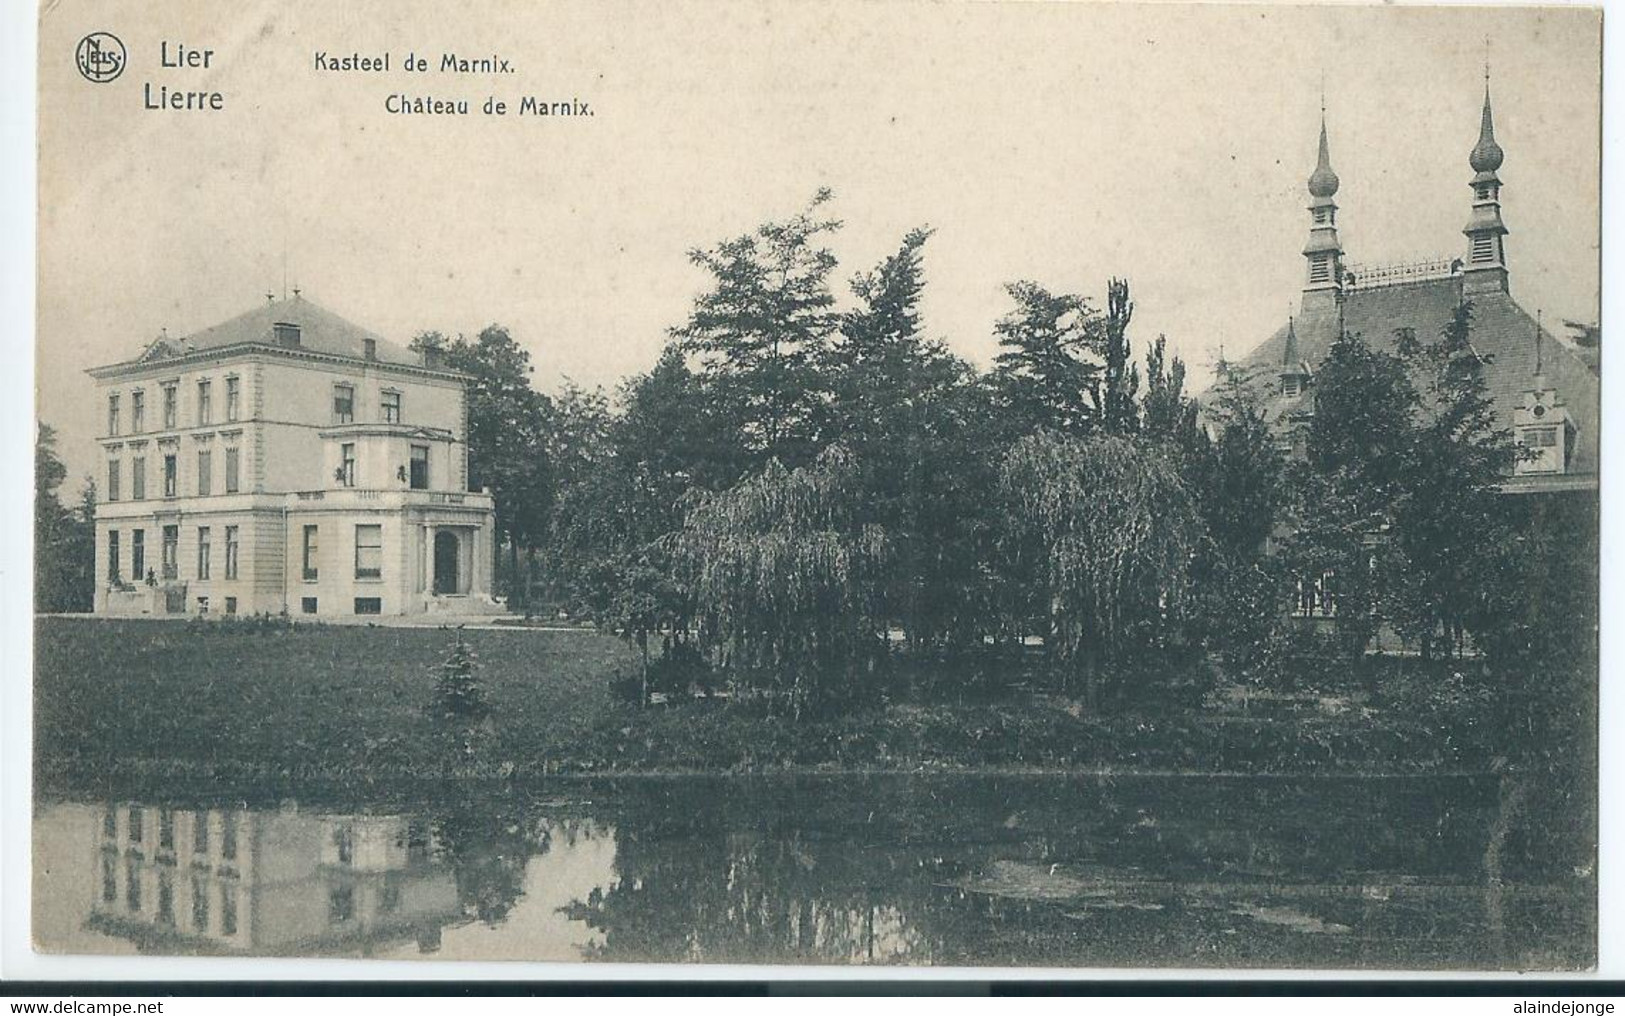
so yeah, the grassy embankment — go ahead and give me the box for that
[34,616,1505,788]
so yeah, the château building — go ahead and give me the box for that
[89,294,498,618]
[1222,82,1600,624]
[1231,82,1600,489]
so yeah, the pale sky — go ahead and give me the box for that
[37,0,1601,483]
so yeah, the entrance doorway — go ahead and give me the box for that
[432,530,461,595]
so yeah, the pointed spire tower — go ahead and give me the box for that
[1462,69,1510,295]
[1280,316,1311,397]
[1302,104,1345,313]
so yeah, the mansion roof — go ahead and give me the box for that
[1234,278,1601,476]
[93,295,436,376]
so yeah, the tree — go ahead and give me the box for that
[35,424,95,612]
[1095,278,1141,434]
[822,228,997,651]
[673,189,842,480]
[999,431,1202,703]
[1140,334,1200,448]
[1180,362,1287,665]
[670,446,891,717]
[433,326,555,609]
[1388,304,1521,658]
[1306,329,1418,517]
[989,282,1102,440]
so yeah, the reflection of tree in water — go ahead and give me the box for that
[553,775,1549,967]
[432,794,552,926]
[562,816,935,964]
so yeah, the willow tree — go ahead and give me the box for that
[670,446,891,717]
[1000,431,1202,702]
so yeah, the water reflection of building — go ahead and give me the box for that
[88,802,465,956]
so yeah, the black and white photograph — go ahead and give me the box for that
[15,0,1606,978]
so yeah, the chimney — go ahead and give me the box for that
[363,338,377,361]
[272,321,302,348]
[421,346,442,369]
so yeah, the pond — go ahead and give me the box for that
[32,774,1593,969]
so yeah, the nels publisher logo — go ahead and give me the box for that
[75,32,126,83]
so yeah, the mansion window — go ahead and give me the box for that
[131,529,145,581]
[220,887,238,936]
[355,524,382,580]
[163,454,178,498]
[339,443,356,487]
[197,380,212,425]
[220,814,237,861]
[128,807,144,843]
[107,459,120,502]
[197,527,211,580]
[329,886,356,925]
[131,456,145,500]
[1292,570,1337,619]
[196,450,212,496]
[157,870,174,926]
[131,391,145,433]
[302,525,320,581]
[225,377,240,422]
[334,825,354,866]
[108,394,120,436]
[193,813,209,855]
[225,447,240,493]
[333,384,355,425]
[125,856,141,912]
[101,853,116,904]
[107,529,120,581]
[161,526,178,580]
[410,445,430,490]
[381,391,401,423]
[162,385,178,430]
[225,526,240,579]
[191,873,209,933]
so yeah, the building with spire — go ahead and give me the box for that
[1224,80,1599,495]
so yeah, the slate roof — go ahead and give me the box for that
[129,295,419,368]
[1223,277,1601,476]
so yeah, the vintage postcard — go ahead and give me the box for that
[29,0,1601,971]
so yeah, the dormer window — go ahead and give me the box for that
[1513,388,1576,476]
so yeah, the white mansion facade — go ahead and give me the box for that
[90,295,497,618]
